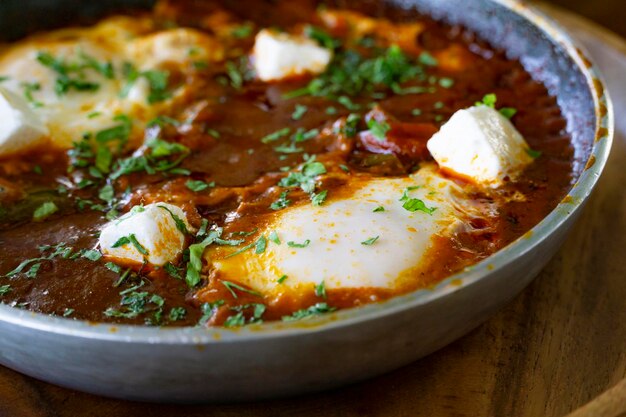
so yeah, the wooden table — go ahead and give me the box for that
[1,5,625,417]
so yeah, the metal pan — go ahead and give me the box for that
[0,0,613,403]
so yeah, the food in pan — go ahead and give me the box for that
[0,0,574,327]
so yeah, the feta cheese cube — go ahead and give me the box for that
[99,203,191,266]
[426,106,533,187]
[252,29,332,81]
[0,87,48,156]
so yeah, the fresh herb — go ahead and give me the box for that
[33,201,58,221]
[261,127,291,144]
[291,104,308,120]
[361,236,379,245]
[163,262,183,280]
[21,81,43,107]
[283,45,424,101]
[373,206,385,212]
[270,190,291,210]
[224,303,266,327]
[418,51,438,67]
[105,262,122,274]
[281,302,336,321]
[198,300,225,326]
[221,280,262,299]
[157,206,188,235]
[0,285,11,296]
[105,290,164,323]
[337,95,360,111]
[185,180,211,192]
[315,281,327,299]
[277,275,288,284]
[231,22,254,38]
[62,308,74,317]
[367,118,390,141]
[287,239,310,248]
[311,189,328,206]
[411,108,422,116]
[119,62,171,103]
[439,77,454,88]
[112,234,149,256]
[36,51,109,96]
[475,93,517,119]
[268,230,281,245]
[168,307,187,321]
[186,229,222,287]
[339,164,350,172]
[255,235,267,254]
[81,249,102,261]
[526,148,542,159]
[304,25,339,50]
[402,198,436,214]
[279,158,326,196]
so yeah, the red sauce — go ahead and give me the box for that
[0,0,574,326]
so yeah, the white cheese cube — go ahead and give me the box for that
[0,87,48,156]
[426,106,533,187]
[252,29,332,81]
[99,203,191,267]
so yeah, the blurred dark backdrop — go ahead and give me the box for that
[543,0,626,37]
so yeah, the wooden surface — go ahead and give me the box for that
[1,5,625,417]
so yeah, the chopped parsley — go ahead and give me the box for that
[311,189,328,206]
[367,118,391,141]
[112,234,149,256]
[0,285,11,296]
[261,127,291,144]
[315,281,327,299]
[186,228,222,287]
[81,249,102,261]
[36,51,111,96]
[291,104,308,120]
[418,51,438,67]
[198,300,225,326]
[283,45,425,102]
[231,23,254,38]
[157,205,189,235]
[255,235,267,254]
[402,198,436,214]
[21,81,43,107]
[281,302,336,321]
[279,158,326,195]
[268,230,281,245]
[361,236,380,245]
[168,307,187,321]
[270,190,291,211]
[475,93,517,119]
[224,303,266,327]
[33,201,58,221]
[277,275,288,284]
[373,206,385,212]
[287,239,310,248]
[221,280,262,299]
[120,63,171,103]
[105,290,164,324]
[526,148,542,159]
[186,180,213,192]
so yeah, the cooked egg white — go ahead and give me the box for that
[0,17,221,153]
[207,164,487,295]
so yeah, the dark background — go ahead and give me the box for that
[544,0,626,37]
